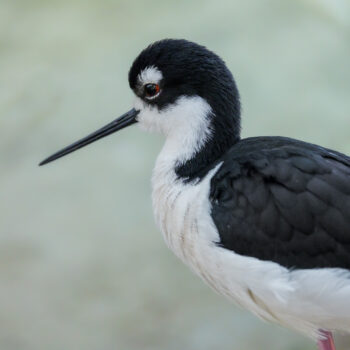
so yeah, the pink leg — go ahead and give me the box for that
[317,330,336,350]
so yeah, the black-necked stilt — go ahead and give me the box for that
[40,39,349,350]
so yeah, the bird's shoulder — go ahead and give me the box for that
[209,136,350,269]
[214,135,349,173]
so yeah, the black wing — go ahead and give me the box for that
[210,137,350,269]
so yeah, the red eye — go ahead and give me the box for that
[144,83,160,98]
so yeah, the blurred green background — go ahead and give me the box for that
[1,0,350,349]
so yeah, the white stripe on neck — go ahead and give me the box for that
[135,95,212,168]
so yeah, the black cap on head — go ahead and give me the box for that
[129,39,241,121]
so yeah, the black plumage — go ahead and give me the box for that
[210,136,350,269]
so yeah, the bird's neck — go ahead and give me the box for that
[155,118,239,184]
[175,127,239,182]
[147,94,240,183]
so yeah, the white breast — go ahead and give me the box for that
[151,146,292,322]
[152,155,218,267]
[151,150,350,341]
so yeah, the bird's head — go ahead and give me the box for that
[40,39,241,166]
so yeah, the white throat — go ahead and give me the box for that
[135,95,213,172]
[134,95,215,260]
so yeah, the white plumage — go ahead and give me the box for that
[134,86,350,341]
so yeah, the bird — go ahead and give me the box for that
[40,39,350,350]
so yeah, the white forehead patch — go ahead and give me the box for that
[138,66,163,85]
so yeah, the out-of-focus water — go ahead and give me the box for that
[1,0,350,349]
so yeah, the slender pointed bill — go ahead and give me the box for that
[39,108,139,166]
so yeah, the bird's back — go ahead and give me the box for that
[210,136,350,269]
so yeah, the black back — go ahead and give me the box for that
[210,136,350,269]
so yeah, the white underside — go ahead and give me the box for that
[152,156,350,340]
[134,92,350,341]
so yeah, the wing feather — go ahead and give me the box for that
[210,137,350,269]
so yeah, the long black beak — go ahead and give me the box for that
[39,108,139,166]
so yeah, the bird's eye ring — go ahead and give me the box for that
[144,83,160,99]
